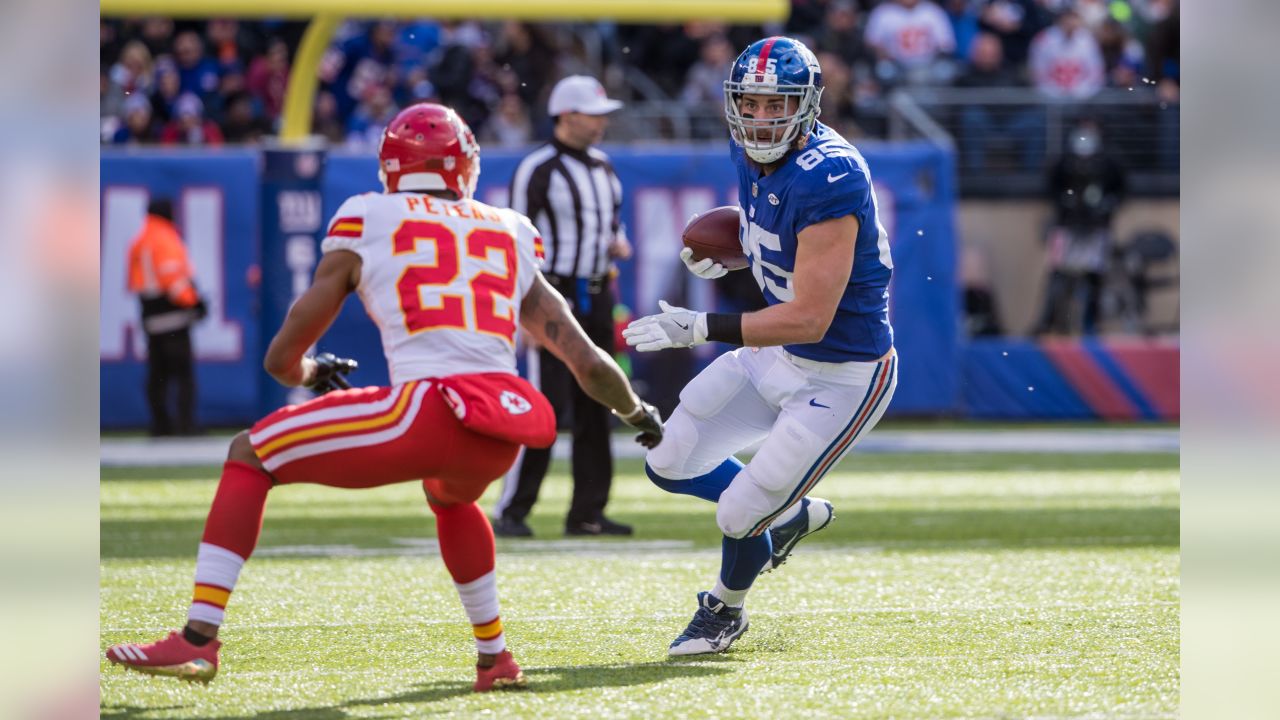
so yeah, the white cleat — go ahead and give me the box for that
[761,497,834,575]
[668,592,749,656]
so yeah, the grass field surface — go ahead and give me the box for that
[101,452,1179,719]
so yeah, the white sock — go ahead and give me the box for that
[456,570,506,654]
[188,542,246,626]
[711,579,748,608]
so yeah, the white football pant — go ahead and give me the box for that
[647,346,897,538]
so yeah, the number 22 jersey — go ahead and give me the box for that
[320,192,544,385]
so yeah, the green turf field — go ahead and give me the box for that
[101,452,1179,719]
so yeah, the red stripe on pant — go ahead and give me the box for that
[262,383,521,495]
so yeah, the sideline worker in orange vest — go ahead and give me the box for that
[127,197,207,436]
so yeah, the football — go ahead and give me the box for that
[682,206,748,271]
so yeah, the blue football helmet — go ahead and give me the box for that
[724,37,824,164]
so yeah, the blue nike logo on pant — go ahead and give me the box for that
[809,398,830,409]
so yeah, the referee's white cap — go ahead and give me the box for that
[548,75,624,116]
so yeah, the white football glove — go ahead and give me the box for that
[622,300,708,352]
[679,246,728,280]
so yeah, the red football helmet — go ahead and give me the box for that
[377,103,480,199]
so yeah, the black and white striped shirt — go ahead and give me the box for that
[508,138,622,279]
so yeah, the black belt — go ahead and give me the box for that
[546,274,607,295]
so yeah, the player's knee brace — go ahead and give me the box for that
[716,501,756,539]
[715,471,775,539]
[644,412,699,479]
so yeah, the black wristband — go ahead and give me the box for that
[705,313,744,346]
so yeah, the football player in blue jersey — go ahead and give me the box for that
[623,36,899,656]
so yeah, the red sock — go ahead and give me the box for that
[202,460,273,559]
[429,500,495,584]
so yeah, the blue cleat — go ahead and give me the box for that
[761,497,834,575]
[668,592,749,656]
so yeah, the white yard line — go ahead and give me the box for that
[101,429,1179,467]
[221,534,1173,560]
[252,538,696,558]
[102,600,1177,633]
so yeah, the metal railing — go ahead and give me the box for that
[887,86,1179,197]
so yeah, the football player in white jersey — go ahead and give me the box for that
[106,103,662,691]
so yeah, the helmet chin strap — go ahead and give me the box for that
[744,144,791,165]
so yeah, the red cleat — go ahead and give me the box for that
[473,649,526,692]
[105,630,221,684]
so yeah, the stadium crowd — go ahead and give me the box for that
[100,0,1179,147]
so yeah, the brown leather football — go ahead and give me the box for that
[682,206,748,271]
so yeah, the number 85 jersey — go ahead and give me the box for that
[320,191,544,384]
[732,120,894,362]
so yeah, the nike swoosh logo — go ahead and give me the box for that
[827,172,849,183]
[776,535,802,556]
[809,398,830,408]
[674,321,689,330]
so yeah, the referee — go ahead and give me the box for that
[494,75,634,538]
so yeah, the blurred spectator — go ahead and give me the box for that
[945,0,983,61]
[865,0,958,87]
[150,58,183,127]
[136,17,176,58]
[1144,0,1179,97]
[463,43,505,131]
[816,51,861,137]
[173,30,221,100]
[1035,119,1126,336]
[393,20,442,74]
[961,245,1003,336]
[1074,0,1112,31]
[494,22,556,112]
[345,84,399,149]
[956,33,1042,170]
[320,21,397,120]
[220,91,271,143]
[159,93,225,146]
[786,0,831,36]
[246,38,290,122]
[209,62,249,122]
[205,19,249,72]
[1143,0,1178,173]
[1096,18,1145,88]
[479,93,534,148]
[618,24,702,97]
[99,14,1177,149]
[311,90,347,143]
[956,31,1018,86]
[681,33,733,108]
[397,65,438,108]
[956,30,1018,87]
[815,0,872,71]
[109,94,156,145]
[977,0,1047,68]
[1028,8,1105,100]
[101,19,124,69]
[103,40,154,119]
[680,34,735,137]
[430,22,487,128]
